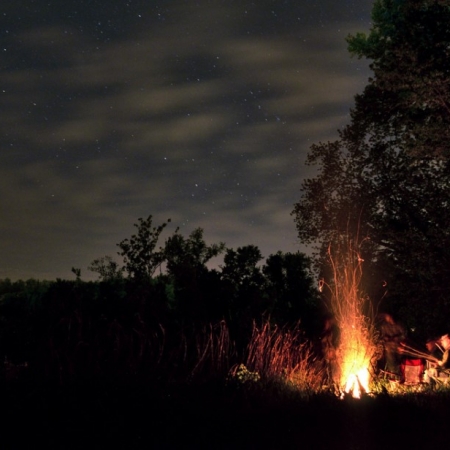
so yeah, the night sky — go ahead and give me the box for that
[2,1,372,281]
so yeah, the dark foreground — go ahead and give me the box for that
[2,378,449,450]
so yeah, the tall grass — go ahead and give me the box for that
[187,320,236,380]
[28,311,322,391]
[241,320,324,391]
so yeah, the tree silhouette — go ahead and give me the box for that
[117,216,170,280]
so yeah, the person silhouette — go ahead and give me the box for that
[378,313,406,379]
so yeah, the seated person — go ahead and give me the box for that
[424,333,450,382]
[437,334,450,372]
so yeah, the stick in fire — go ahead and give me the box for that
[398,342,440,364]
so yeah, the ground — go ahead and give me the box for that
[1,378,449,449]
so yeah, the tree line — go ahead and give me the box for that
[84,215,320,329]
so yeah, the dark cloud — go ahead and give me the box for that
[1,0,373,280]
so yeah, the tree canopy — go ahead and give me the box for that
[347,0,450,157]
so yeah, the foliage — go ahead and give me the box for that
[163,228,226,323]
[219,245,270,344]
[164,227,225,277]
[221,245,265,287]
[71,267,81,281]
[263,251,319,328]
[85,214,319,342]
[88,255,124,281]
[347,0,450,158]
[117,215,170,280]
[227,364,260,386]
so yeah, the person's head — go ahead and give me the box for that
[378,313,394,325]
[439,334,450,350]
[426,339,437,352]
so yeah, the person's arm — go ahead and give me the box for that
[438,350,449,368]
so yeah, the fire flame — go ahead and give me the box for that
[338,321,373,398]
[326,238,378,398]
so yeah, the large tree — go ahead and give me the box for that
[293,0,450,338]
[348,0,450,157]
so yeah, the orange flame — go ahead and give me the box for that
[326,238,378,398]
[339,329,372,398]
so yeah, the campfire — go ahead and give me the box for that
[338,317,373,398]
[325,239,379,398]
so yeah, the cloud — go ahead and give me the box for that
[0,1,372,280]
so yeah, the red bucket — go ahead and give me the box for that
[401,358,424,385]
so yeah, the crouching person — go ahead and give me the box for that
[437,334,450,374]
[378,314,406,380]
[320,314,341,389]
[424,333,450,383]
[423,338,441,383]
